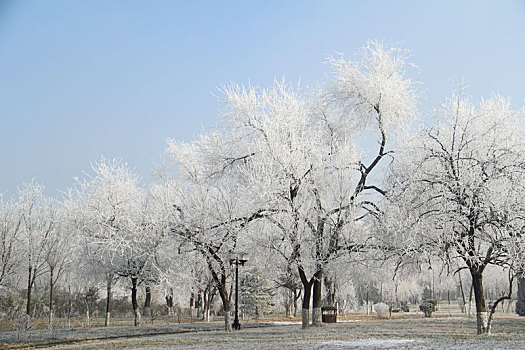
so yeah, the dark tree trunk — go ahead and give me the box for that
[285,290,291,317]
[143,285,151,321]
[49,267,54,327]
[458,273,466,314]
[218,282,232,332]
[298,267,313,329]
[366,290,370,315]
[312,269,323,326]
[189,292,194,319]
[85,293,91,328]
[166,288,174,316]
[67,285,72,329]
[105,280,112,327]
[487,274,514,334]
[131,277,140,326]
[471,271,488,334]
[516,277,525,316]
[197,291,202,319]
[293,289,300,317]
[26,266,32,316]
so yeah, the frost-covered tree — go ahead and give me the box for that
[0,194,23,288]
[72,158,163,326]
[159,165,265,331]
[206,41,418,328]
[19,181,57,317]
[163,41,418,330]
[386,90,525,334]
[43,204,74,326]
[241,267,274,317]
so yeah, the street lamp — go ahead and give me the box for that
[230,253,247,330]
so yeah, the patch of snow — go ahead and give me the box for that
[271,321,302,325]
[271,320,360,325]
[319,339,414,348]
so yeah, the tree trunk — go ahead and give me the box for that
[203,281,214,322]
[293,289,299,317]
[324,274,336,307]
[166,289,174,316]
[298,267,313,329]
[131,277,140,326]
[204,284,214,322]
[458,273,466,314]
[105,279,112,327]
[516,277,525,316]
[218,284,232,332]
[366,290,370,316]
[49,267,54,328]
[311,270,322,326]
[143,285,151,322]
[67,285,72,329]
[471,271,488,334]
[26,266,32,316]
[197,292,202,319]
[285,290,291,317]
[301,285,312,329]
[468,282,473,317]
[86,307,90,328]
[487,294,512,333]
[190,292,194,320]
[203,289,209,320]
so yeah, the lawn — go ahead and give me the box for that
[1,312,525,349]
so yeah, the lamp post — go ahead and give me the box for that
[230,253,247,330]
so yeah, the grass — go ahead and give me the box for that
[1,312,525,349]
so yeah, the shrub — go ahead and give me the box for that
[0,290,24,318]
[400,301,409,312]
[419,299,437,317]
[373,302,390,319]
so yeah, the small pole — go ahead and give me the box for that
[233,259,241,330]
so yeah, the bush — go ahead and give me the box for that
[72,287,99,318]
[108,295,133,317]
[0,290,24,318]
[373,302,390,319]
[419,299,437,317]
[400,301,409,312]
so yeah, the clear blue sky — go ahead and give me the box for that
[1,0,524,196]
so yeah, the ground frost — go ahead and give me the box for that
[318,339,415,349]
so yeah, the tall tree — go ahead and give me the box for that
[19,181,56,317]
[203,41,418,328]
[43,205,74,326]
[386,90,525,334]
[160,171,264,331]
[0,194,23,288]
[73,158,163,326]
